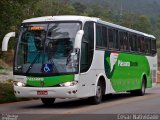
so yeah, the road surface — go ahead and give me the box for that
[0,85,160,120]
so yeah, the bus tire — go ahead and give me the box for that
[89,81,103,104]
[138,78,146,96]
[41,98,55,106]
[131,78,146,96]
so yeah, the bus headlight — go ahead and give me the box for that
[14,81,26,87]
[60,81,78,87]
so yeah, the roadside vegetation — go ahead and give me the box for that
[0,82,16,103]
[0,81,30,104]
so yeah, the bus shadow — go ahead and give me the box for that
[23,92,152,109]
[102,92,151,101]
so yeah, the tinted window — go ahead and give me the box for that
[140,37,145,53]
[96,24,107,48]
[119,31,129,51]
[123,32,129,51]
[108,28,118,49]
[81,22,94,73]
[102,26,107,47]
[96,24,102,47]
[137,36,141,52]
[129,34,137,52]
[119,31,124,50]
[151,39,156,55]
[145,38,151,54]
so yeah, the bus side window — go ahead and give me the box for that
[137,36,141,52]
[108,28,113,49]
[80,22,94,73]
[108,28,118,50]
[124,32,129,51]
[133,35,138,52]
[115,30,118,49]
[119,31,124,50]
[129,34,132,51]
[145,38,151,54]
[96,24,107,48]
[129,34,137,52]
[102,26,107,48]
[134,35,138,52]
[140,37,145,53]
[96,24,102,47]
[148,38,151,54]
[151,39,156,55]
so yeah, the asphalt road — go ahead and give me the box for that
[0,86,160,120]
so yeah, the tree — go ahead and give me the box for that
[134,15,152,33]
[0,0,40,60]
[85,4,102,17]
[120,13,139,29]
[155,16,160,48]
[0,0,40,49]
[84,3,112,22]
[36,0,76,16]
[72,2,86,15]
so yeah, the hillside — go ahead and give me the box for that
[71,0,160,19]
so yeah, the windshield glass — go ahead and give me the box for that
[14,22,81,76]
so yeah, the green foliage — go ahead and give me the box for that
[134,15,152,33]
[120,13,139,29]
[84,4,112,22]
[0,0,40,49]
[0,83,30,103]
[72,2,86,15]
[0,83,17,103]
[36,0,76,16]
[155,16,160,48]
[0,0,159,56]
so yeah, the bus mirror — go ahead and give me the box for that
[74,30,84,49]
[2,32,15,51]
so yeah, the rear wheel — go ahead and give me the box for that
[41,98,55,106]
[138,79,146,96]
[130,79,146,96]
[89,82,103,104]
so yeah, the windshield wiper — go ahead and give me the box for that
[25,51,41,74]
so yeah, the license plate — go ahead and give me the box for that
[37,91,48,95]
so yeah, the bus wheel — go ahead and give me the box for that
[131,79,146,96]
[41,98,55,106]
[89,81,102,104]
[138,79,146,96]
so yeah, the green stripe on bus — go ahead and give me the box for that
[104,51,152,92]
[27,75,74,87]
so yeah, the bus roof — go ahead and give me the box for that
[22,15,155,39]
[22,15,99,23]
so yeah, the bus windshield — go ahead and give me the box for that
[14,22,81,76]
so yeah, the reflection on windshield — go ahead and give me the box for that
[14,22,81,75]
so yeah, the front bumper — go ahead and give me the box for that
[14,85,78,98]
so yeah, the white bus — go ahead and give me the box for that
[2,16,157,105]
